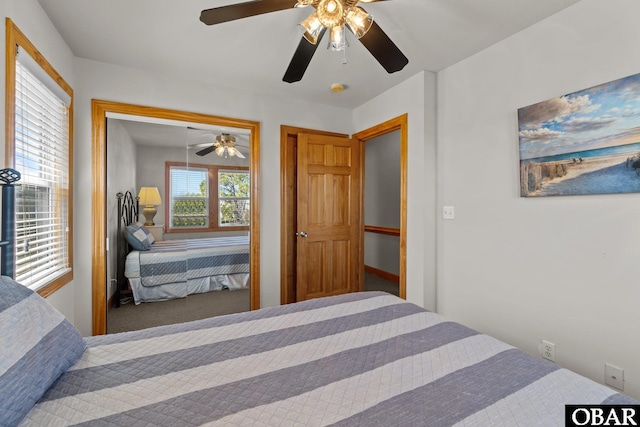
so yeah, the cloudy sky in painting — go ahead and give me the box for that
[518,73,640,160]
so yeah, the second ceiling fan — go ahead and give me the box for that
[200,0,408,83]
[193,133,248,159]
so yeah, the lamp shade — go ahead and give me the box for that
[138,187,162,206]
[346,7,373,39]
[138,187,162,226]
[300,13,323,45]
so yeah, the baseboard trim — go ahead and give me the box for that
[364,265,400,284]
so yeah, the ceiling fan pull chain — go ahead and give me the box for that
[342,45,348,65]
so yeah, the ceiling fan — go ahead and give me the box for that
[199,0,408,83]
[193,133,248,159]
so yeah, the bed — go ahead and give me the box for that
[116,191,249,305]
[124,236,250,304]
[2,277,637,427]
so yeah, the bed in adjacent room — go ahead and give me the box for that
[3,276,637,426]
[116,191,249,305]
[124,235,250,304]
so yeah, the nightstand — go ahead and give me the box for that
[146,225,164,242]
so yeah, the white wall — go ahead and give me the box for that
[106,119,136,298]
[364,130,401,275]
[353,71,438,311]
[71,57,353,336]
[437,0,640,399]
[135,142,248,232]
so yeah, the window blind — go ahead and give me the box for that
[170,166,209,228]
[14,49,71,290]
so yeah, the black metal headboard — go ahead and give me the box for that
[115,191,138,307]
[0,168,21,278]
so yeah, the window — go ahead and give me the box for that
[167,162,249,232]
[169,166,209,228]
[6,20,74,295]
[218,170,250,227]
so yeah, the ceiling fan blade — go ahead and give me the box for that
[283,28,327,83]
[232,148,246,159]
[196,145,216,156]
[200,0,296,26]
[189,142,212,148]
[358,21,408,74]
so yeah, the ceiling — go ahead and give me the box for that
[110,114,251,149]
[37,0,581,109]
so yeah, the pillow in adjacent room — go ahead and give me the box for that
[125,222,154,250]
[0,275,85,426]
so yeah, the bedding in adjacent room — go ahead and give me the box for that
[124,236,249,304]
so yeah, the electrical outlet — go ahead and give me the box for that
[605,363,624,390]
[542,340,555,362]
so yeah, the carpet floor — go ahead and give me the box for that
[107,289,250,334]
[107,273,399,334]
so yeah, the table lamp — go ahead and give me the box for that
[138,187,162,226]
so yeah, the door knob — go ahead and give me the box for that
[297,231,308,238]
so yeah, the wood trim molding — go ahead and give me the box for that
[6,18,75,298]
[92,100,261,335]
[354,114,408,300]
[364,265,400,285]
[364,225,400,236]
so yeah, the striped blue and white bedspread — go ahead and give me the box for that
[21,292,637,426]
[125,236,249,287]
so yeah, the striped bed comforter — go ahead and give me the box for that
[125,236,250,287]
[21,292,637,426]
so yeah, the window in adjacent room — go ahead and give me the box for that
[6,19,74,295]
[166,162,249,232]
[218,170,250,227]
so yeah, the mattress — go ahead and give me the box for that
[22,292,637,426]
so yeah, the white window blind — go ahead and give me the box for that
[169,166,209,229]
[14,47,71,290]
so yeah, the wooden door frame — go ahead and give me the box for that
[91,100,261,335]
[280,125,349,304]
[280,116,408,303]
[353,114,408,300]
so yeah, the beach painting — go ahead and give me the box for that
[518,73,640,197]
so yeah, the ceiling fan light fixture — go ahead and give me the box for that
[216,133,236,144]
[345,6,373,39]
[215,146,226,157]
[300,13,323,44]
[316,0,345,28]
[328,24,348,51]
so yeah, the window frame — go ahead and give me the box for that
[5,18,74,297]
[165,161,249,233]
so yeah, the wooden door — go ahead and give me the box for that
[296,132,361,300]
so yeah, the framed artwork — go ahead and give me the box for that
[518,73,640,197]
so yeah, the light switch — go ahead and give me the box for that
[442,206,455,220]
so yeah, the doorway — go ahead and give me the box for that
[91,100,261,335]
[354,115,407,299]
[280,115,407,303]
